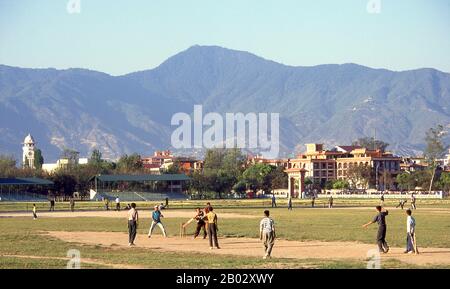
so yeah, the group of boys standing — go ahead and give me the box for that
[183,202,220,249]
[126,201,221,250]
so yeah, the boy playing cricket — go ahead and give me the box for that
[193,208,207,239]
[362,206,390,253]
[148,205,167,238]
[127,203,139,246]
[205,207,220,249]
[259,210,276,259]
[405,209,418,254]
[32,204,37,220]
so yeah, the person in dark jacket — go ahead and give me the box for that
[362,206,390,253]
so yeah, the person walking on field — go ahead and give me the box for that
[380,192,385,206]
[104,197,109,211]
[404,209,418,254]
[69,197,75,212]
[287,195,292,211]
[127,203,139,246]
[49,197,55,212]
[115,196,121,211]
[396,199,407,210]
[362,206,390,254]
[271,194,277,208]
[411,193,416,210]
[328,196,334,208]
[260,210,276,259]
[148,205,167,238]
[205,207,220,249]
[32,203,37,220]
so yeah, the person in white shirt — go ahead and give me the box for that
[115,196,121,211]
[259,210,276,259]
[127,203,139,246]
[404,209,418,254]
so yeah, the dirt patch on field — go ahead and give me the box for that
[0,210,258,219]
[45,231,450,267]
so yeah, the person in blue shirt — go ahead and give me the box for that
[271,194,277,208]
[148,205,167,238]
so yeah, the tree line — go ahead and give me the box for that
[1,125,448,197]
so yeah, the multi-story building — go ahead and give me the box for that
[400,157,428,172]
[246,154,289,169]
[289,144,342,185]
[142,150,174,168]
[142,150,203,174]
[286,143,402,189]
[161,157,203,174]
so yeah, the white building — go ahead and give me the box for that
[42,157,90,173]
[22,133,35,168]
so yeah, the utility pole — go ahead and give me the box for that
[375,163,379,191]
[373,128,377,150]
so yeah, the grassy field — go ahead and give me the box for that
[1,200,449,269]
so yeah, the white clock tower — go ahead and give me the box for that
[22,133,35,169]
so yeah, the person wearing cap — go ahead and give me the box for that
[148,205,167,238]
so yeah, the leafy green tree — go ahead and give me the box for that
[116,153,143,174]
[267,166,288,190]
[438,172,450,192]
[90,149,103,164]
[324,180,335,190]
[332,179,350,189]
[346,163,372,189]
[189,171,210,199]
[304,177,313,186]
[199,148,245,198]
[242,163,274,193]
[396,172,414,191]
[33,149,44,169]
[424,125,448,193]
[51,173,77,196]
[0,155,17,177]
[232,180,247,196]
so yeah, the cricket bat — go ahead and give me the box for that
[411,232,419,254]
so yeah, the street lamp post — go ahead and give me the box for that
[375,163,380,191]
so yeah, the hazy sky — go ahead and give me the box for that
[0,0,449,75]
